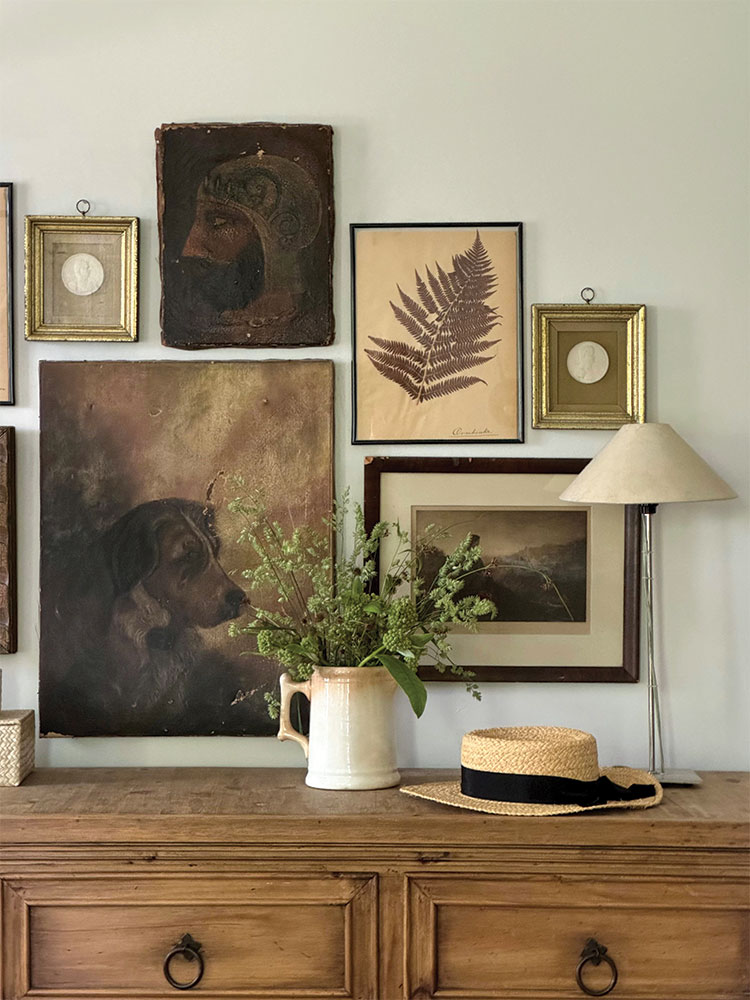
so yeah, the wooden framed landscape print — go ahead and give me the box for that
[156,122,334,349]
[0,427,16,653]
[25,215,138,341]
[352,223,523,444]
[532,303,645,429]
[0,185,13,403]
[365,457,639,683]
[38,360,334,738]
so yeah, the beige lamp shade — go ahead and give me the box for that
[559,423,736,505]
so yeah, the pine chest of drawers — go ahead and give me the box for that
[1,768,748,999]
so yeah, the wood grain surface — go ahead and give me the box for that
[1,768,747,848]
[1,769,747,999]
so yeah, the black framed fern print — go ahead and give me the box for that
[351,223,523,444]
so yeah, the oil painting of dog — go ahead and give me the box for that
[39,360,333,737]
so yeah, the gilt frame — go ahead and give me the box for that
[532,303,645,429]
[25,215,138,341]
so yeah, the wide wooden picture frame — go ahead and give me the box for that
[25,215,138,341]
[0,427,16,653]
[364,457,639,683]
[532,303,645,429]
[352,223,523,444]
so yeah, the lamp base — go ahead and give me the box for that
[650,768,703,787]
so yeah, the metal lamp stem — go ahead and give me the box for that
[641,505,664,775]
[640,503,701,786]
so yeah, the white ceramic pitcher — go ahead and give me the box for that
[278,666,400,790]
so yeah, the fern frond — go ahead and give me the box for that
[389,302,434,350]
[365,352,420,400]
[397,286,430,325]
[431,339,500,362]
[438,261,459,297]
[425,352,495,383]
[447,309,499,342]
[365,348,424,385]
[420,375,487,401]
[426,266,449,310]
[368,337,426,366]
[451,254,468,284]
[414,271,438,315]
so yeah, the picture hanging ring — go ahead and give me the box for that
[580,287,595,304]
[76,199,91,218]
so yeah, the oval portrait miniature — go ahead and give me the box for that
[61,252,105,297]
[566,340,610,384]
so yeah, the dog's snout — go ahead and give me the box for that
[224,587,246,619]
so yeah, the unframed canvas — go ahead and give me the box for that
[156,122,334,349]
[39,360,334,737]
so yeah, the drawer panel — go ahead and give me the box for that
[406,875,750,999]
[3,873,378,998]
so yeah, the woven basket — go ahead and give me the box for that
[0,709,35,786]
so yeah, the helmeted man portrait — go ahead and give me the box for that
[157,122,334,349]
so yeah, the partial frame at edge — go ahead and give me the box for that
[0,427,16,653]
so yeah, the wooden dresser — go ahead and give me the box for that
[1,768,748,999]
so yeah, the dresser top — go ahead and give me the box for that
[1,768,747,849]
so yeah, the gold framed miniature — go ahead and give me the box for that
[532,301,645,429]
[25,210,138,341]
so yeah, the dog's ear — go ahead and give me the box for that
[199,501,221,555]
[102,505,162,595]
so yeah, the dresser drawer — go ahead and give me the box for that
[2,873,378,999]
[406,874,750,999]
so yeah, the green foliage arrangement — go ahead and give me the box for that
[228,488,496,719]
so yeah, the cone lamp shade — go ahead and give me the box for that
[559,423,736,505]
[560,422,736,786]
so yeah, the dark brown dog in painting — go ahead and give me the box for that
[41,498,250,736]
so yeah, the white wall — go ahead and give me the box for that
[1,0,748,772]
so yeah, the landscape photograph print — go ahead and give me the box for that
[415,506,589,628]
[38,360,333,737]
[352,222,522,443]
[156,122,334,349]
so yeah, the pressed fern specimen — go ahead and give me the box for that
[365,231,501,404]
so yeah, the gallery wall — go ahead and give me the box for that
[1,0,748,770]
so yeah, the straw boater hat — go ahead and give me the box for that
[401,726,663,816]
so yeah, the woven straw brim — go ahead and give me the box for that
[400,766,663,816]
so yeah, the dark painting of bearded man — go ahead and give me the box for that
[156,122,334,348]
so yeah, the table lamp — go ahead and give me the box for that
[559,423,736,785]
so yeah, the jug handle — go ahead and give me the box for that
[278,672,312,758]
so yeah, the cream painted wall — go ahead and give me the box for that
[1,0,748,771]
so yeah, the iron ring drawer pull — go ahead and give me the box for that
[575,938,618,996]
[163,933,205,991]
